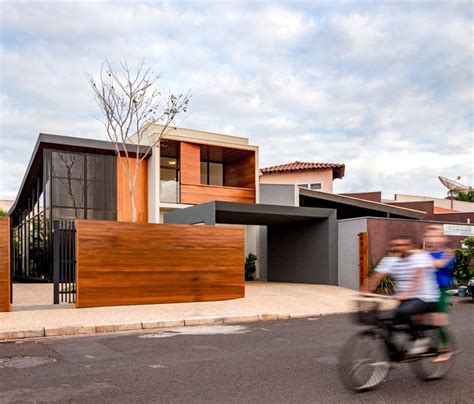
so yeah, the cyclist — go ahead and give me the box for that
[367,236,440,355]
[423,225,455,362]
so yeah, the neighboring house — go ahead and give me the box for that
[8,128,259,281]
[259,161,345,193]
[0,200,13,213]
[389,193,474,213]
[345,191,474,224]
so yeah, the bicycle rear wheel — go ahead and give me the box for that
[410,331,457,381]
[338,330,390,392]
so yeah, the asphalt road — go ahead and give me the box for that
[0,305,472,403]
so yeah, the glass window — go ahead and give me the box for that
[310,183,322,190]
[160,156,179,168]
[298,184,309,189]
[209,162,223,186]
[200,162,208,185]
[201,161,224,186]
[160,168,179,203]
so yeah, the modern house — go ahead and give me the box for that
[139,124,259,223]
[259,161,345,193]
[8,127,259,282]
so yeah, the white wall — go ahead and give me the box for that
[337,218,368,290]
[147,146,160,223]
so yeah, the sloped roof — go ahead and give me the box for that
[260,161,345,179]
[434,206,458,213]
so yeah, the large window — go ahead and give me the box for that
[50,150,117,220]
[201,161,223,186]
[160,156,180,203]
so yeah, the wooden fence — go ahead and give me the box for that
[0,217,10,312]
[76,220,245,308]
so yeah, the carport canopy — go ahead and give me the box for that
[164,201,338,286]
[163,201,335,226]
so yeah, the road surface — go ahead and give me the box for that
[0,305,472,403]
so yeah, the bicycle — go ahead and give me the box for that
[338,297,457,392]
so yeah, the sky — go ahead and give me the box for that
[0,0,473,201]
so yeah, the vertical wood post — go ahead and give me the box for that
[358,232,369,290]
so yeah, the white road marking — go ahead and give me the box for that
[139,325,249,339]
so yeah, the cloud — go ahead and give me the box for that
[0,0,472,201]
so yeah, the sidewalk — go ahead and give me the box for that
[0,282,396,341]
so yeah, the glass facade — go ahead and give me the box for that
[160,143,180,204]
[11,148,117,281]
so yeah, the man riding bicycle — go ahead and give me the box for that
[366,236,440,355]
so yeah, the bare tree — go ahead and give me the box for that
[87,60,190,222]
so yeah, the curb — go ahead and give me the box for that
[0,312,345,342]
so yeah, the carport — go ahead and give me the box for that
[164,201,338,285]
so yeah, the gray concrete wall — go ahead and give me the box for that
[259,184,298,206]
[337,218,367,290]
[258,184,297,279]
[267,214,337,285]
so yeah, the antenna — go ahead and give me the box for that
[438,176,472,209]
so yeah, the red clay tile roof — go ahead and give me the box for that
[260,161,345,179]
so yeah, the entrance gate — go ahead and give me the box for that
[53,220,76,304]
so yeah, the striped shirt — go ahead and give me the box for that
[376,251,439,302]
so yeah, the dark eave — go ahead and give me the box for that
[9,133,150,216]
[299,188,426,220]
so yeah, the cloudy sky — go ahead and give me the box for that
[0,0,473,201]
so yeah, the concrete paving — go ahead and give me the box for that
[1,282,397,341]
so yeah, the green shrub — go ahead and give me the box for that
[0,208,6,217]
[368,261,396,295]
[245,253,257,281]
[453,236,474,286]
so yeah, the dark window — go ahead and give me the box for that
[310,183,322,190]
[51,150,117,220]
[201,161,223,186]
[298,184,309,189]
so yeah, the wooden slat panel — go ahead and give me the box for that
[181,184,256,205]
[223,149,256,189]
[180,142,201,185]
[76,220,244,308]
[358,232,369,290]
[117,156,148,223]
[0,217,10,312]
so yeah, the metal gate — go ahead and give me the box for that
[53,220,76,304]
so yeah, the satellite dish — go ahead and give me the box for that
[438,176,472,208]
[438,176,471,193]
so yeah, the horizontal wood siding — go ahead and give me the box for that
[0,217,10,312]
[181,184,255,204]
[117,157,148,223]
[76,220,244,308]
[180,142,201,185]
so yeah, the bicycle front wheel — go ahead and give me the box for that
[338,330,390,392]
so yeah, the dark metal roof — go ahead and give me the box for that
[299,188,426,220]
[164,201,335,226]
[9,133,150,216]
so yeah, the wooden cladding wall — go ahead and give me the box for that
[76,220,244,308]
[180,142,201,185]
[181,184,255,205]
[117,157,148,223]
[223,149,256,189]
[0,217,10,312]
